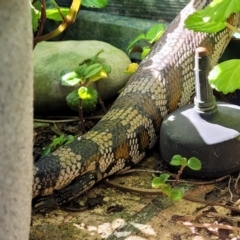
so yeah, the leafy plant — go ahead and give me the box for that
[208,60,240,94]
[41,134,75,156]
[127,23,165,60]
[31,0,81,46]
[185,0,240,94]
[61,49,111,112]
[31,0,108,46]
[152,155,201,201]
[31,1,69,32]
[60,50,111,132]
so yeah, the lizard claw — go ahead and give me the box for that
[32,195,59,214]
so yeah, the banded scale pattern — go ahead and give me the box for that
[33,0,240,212]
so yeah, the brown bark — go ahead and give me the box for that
[0,0,33,239]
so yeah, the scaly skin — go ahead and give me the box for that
[32,0,239,212]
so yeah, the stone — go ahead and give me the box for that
[63,11,162,55]
[34,40,131,113]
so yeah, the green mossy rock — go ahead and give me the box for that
[34,40,131,114]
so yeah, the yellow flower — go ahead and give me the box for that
[89,69,108,82]
[124,63,139,74]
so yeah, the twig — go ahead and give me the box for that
[34,0,81,45]
[50,124,65,136]
[173,165,185,187]
[96,83,107,114]
[50,0,66,21]
[34,118,80,123]
[78,98,85,134]
[34,115,104,123]
[34,0,47,48]
[234,172,240,189]
[228,176,233,202]
[104,179,240,213]
[116,168,164,175]
[116,168,229,185]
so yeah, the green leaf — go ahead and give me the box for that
[146,23,165,44]
[141,47,151,59]
[61,71,80,86]
[41,146,51,157]
[102,64,111,74]
[62,71,79,80]
[152,173,170,188]
[207,0,240,22]
[127,33,146,52]
[185,0,240,33]
[59,69,71,82]
[50,135,65,147]
[170,188,184,201]
[82,0,108,8]
[159,173,170,183]
[31,2,41,32]
[184,11,226,33]
[208,59,240,94]
[170,155,183,166]
[83,63,103,79]
[87,54,99,65]
[46,0,55,9]
[89,69,108,82]
[74,64,88,78]
[46,8,69,21]
[63,135,75,145]
[79,50,103,66]
[187,157,202,171]
[62,78,80,87]
[81,88,98,113]
[161,185,172,197]
[151,177,161,188]
[78,86,96,100]
[41,134,75,156]
[66,90,79,111]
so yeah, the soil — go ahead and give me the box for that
[31,118,240,240]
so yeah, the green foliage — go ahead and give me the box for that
[152,173,184,201]
[169,188,184,201]
[61,50,110,113]
[61,71,80,86]
[82,0,108,8]
[46,8,70,21]
[185,0,240,94]
[66,89,80,111]
[66,88,98,112]
[31,0,69,32]
[152,155,201,201]
[31,0,108,33]
[208,60,240,94]
[170,154,187,167]
[127,23,165,59]
[187,157,202,171]
[80,87,98,113]
[185,0,240,33]
[170,155,201,171]
[78,86,96,99]
[41,134,75,156]
[152,173,170,189]
[31,2,41,32]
